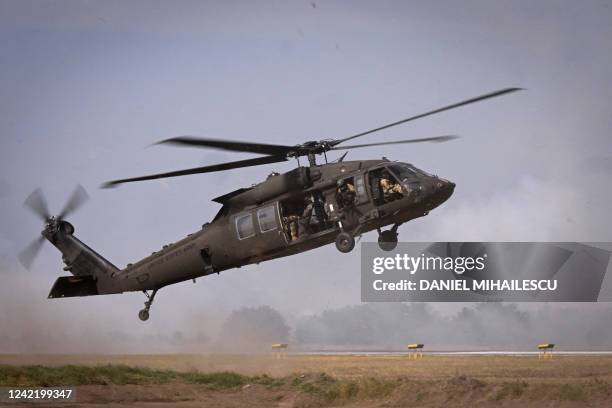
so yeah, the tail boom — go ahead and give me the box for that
[43,220,123,297]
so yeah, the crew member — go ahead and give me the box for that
[285,214,300,241]
[336,179,356,209]
[311,192,328,227]
[298,196,314,236]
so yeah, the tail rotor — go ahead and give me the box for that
[19,185,89,269]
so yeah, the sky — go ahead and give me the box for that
[0,0,611,352]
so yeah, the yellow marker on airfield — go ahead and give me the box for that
[407,343,424,359]
[538,343,554,359]
[271,343,288,359]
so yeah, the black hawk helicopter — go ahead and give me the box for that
[19,88,520,321]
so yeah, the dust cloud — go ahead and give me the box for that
[3,271,612,353]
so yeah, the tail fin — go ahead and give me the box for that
[48,275,98,298]
[44,221,122,297]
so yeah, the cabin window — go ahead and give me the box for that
[257,205,277,232]
[235,213,255,240]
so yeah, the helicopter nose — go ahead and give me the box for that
[446,180,456,195]
[433,178,455,203]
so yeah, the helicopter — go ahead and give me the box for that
[19,88,521,321]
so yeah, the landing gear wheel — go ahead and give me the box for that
[378,230,398,251]
[138,289,158,322]
[335,232,355,253]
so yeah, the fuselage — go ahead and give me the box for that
[109,159,454,294]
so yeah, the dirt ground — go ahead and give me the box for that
[1,354,611,407]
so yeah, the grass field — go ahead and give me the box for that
[1,354,611,407]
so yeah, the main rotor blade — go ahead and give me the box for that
[156,136,295,156]
[58,184,89,220]
[102,155,288,188]
[18,236,45,270]
[334,88,522,145]
[330,135,459,151]
[24,188,50,221]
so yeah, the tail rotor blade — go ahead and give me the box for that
[24,188,50,221]
[18,236,45,270]
[58,184,89,220]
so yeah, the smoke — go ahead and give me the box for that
[407,172,612,243]
[215,305,290,352]
[0,259,215,354]
[294,302,612,350]
[3,274,612,353]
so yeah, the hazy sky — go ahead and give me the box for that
[1,1,611,351]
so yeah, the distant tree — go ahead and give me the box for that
[218,305,289,350]
[448,303,532,347]
[295,303,439,346]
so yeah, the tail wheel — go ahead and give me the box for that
[335,232,355,253]
[138,289,158,322]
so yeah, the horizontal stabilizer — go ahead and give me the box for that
[48,275,99,298]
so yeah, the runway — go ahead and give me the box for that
[296,350,612,357]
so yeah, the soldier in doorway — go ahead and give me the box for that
[335,179,356,209]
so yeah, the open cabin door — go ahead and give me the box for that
[279,192,336,244]
[330,173,371,227]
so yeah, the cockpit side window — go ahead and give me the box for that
[369,166,405,205]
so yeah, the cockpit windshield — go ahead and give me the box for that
[388,163,422,181]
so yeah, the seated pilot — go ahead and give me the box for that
[380,170,403,202]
